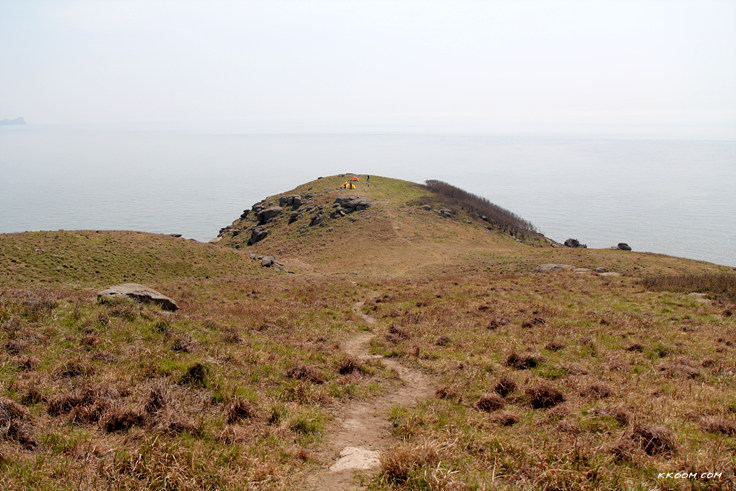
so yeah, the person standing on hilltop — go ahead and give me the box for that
[367,175,370,188]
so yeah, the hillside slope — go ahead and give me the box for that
[1,176,734,490]
[215,174,728,278]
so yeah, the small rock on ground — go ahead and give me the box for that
[329,447,381,472]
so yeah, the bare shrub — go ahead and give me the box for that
[422,180,538,239]
[581,383,613,399]
[286,365,324,384]
[144,385,169,414]
[0,397,29,425]
[0,397,36,449]
[476,393,505,412]
[337,356,362,375]
[172,337,197,353]
[545,341,565,352]
[54,359,94,379]
[435,335,450,346]
[700,416,736,436]
[102,407,146,432]
[641,273,736,301]
[527,385,565,409]
[71,399,112,424]
[630,424,677,456]
[492,411,519,426]
[226,399,256,424]
[5,339,27,355]
[18,356,40,371]
[20,385,46,405]
[386,325,410,343]
[505,352,540,370]
[494,376,517,397]
[380,443,440,484]
[435,386,462,402]
[48,393,89,417]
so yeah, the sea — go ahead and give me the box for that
[1,124,734,267]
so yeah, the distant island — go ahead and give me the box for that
[0,117,26,126]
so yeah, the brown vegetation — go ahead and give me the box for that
[527,384,565,409]
[423,179,538,237]
[641,273,736,300]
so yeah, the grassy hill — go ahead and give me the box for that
[0,175,734,490]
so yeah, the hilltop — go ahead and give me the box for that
[0,175,734,490]
[213,175,724,278]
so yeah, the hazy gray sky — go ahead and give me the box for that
[1,0,735,137]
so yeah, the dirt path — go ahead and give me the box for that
[307,299,433,490]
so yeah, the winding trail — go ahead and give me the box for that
[307,299,433,490]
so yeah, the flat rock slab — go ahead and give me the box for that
[533,264,574,273]
[98,283,178,311]
[329,447,381,472]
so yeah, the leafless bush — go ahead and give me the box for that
[226,399,257,424]
[700,416,736,436]
[102,407,146,432]
[505,352,540,370]
[641,273,736,301]
[337,356,362,375]
[476,393,505,412]
[494,376,517,397]
[492,411,520,426]
[144,384,169,414]
[423,180,538,238]
[286,365,324,384]
[629,424,677,456]
[435,386,462,402]
[380,442,440,484]
[527,384,565,409]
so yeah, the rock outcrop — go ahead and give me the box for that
[257,206,283,225]
[98,283,178,311]
[564,238,587,248]
[334,196,370,213]
[249,226,268,245]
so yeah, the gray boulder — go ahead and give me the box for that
[617,243,632,251]
[279,195,303,208]
[289,211,301,224]
[261,256,275,267]
[310,212,323,227]
[248,226,268,245]
[257,206,283,225]
[334,196,370,212]
[98,283,178,311]
[564,238,587,248]
[437,208,453,218]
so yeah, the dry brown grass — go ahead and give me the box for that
[286,365,324,384]
[494,375,517,397]
[226,399,257,424]
[380,442,441,484]
[642,273,736,300]
[476,393,505,412]
[527,384,565,409]
[337,356,362,375]
[1,184,735,489]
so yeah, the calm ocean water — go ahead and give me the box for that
[1,125,734,267]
